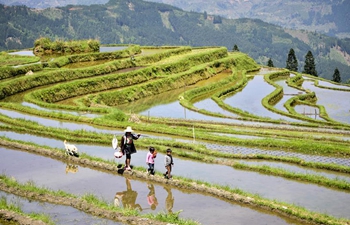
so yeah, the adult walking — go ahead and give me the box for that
[120,126,141,171]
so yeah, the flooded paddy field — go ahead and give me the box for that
[0,191,124,225]
[302,80,350,124]
[0,146,306,225]
[1,129,350,220]
[1,46,350,225]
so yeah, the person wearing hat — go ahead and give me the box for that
[164,148,174,179]
[120,126,141,170]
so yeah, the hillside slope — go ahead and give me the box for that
[0,0,349,82]
[145,0,350,39]
[1,0,349,38]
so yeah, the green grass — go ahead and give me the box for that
[0,196,55,225]
[0,51,40,66]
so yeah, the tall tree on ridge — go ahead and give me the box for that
[286,48,298,72]
[332,68,341,83]
[267,58,274,67]
[303,50,317,76]
[232,44,239,52]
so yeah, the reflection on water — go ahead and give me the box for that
[273,79,304,113]
[118,88,184,113]
[0,192,123,225]
[223,75,301,122]
[0,146,331,224]
[317,80,350,90]
[294,105,322,120]
[8,50,34,56]
[164,185,174,214]
[21,102,100,118]
[114,178,142,211]
[100,46,127,52]
[302,80,350,124]
[9,46,128,57]
[65,164,79,174]
[147,183,158,210]
[0,108,117,134]
[238,160,350,182]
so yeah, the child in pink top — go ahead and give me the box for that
[146,147,156,175]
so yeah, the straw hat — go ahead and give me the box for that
[124,126,133,133]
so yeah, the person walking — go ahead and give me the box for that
[120,126,140,171]
[146,146,157,175]
[164,148,174,179]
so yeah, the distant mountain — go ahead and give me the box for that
[1,0,349,38]
[145,0,350,39]
[0,0,108,9]
[1,0,349,82]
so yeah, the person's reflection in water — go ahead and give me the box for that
[147,183,158,210]
[164,186,174,213]
[114,178,142,211]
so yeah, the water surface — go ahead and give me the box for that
[0,147,301,225]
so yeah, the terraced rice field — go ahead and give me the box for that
[0,45,350,225]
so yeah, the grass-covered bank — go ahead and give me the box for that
[0,175,197,225]
[0,140,349,225]
[1,44,350,225]
[0,196,54,225]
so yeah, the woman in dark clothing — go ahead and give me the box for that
[120,126,140,171]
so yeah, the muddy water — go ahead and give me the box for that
[0,192,123,225]
[0,147,302,225]
[1,130,350,220]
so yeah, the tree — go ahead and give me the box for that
[332,68,341,83]
[286,48,298,72]
[213,15,222,24]
[267,58,274,67]
[232,44,239,52]
[303,50,317,76]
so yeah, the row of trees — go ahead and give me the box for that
[285,48,342,83]
[265,48,342,83]
[233,44,344,83]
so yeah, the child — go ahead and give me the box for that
[146,146,156,175]
[164,148,174,179]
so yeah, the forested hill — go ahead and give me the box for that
[145,0,350,39]
[2,0,349,39]
[1,0,350,82]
